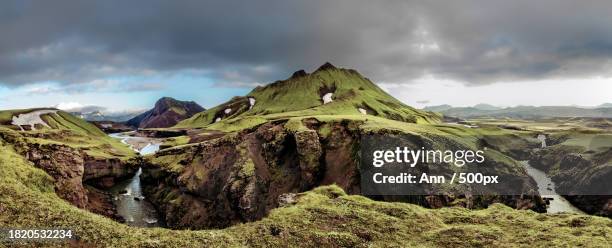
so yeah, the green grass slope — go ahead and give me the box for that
[0,109,135,159]
[176,63,440,129]
[1,141,609,247]
[0,109,104,136]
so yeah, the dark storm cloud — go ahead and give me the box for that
[1,0,612,88]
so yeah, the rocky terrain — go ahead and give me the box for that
[1,148,609,248]
[143,119,548,229]
[0,65,609,246]
[469,118,612,217]
[0,110,139,221]
[530,130,612,217]
[91,121,135,133]
[126,97,205,128]
[142,64,549,229]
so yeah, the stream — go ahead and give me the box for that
[522,135,584,214]
[108,132,164,227]
[106,130,584,223]
[522,161,585,214]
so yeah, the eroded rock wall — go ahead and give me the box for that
[0,131,138,219]
[142,120,546,230]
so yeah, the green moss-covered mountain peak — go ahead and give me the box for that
[176,63,440,128]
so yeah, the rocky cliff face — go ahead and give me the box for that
[142,119,545,230]
[91,121,134,134]
[126,97,205,128]
[26,143,90,208]
[142,122,319,229]
[20,142,137,219]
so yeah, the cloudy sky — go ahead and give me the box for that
[0,0,611,112]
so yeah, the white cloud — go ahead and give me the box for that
[55,102,84,110]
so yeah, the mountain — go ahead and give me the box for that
[598,103,612,108]
[422,104,453,112]
[126,97,205,128]
[424,104,612,119]
[58,104,144,122]
[177,62,440,128]
[473,103,502,111]
[70,110,144,122]
[148,63,558,230]
[5,64,606,246]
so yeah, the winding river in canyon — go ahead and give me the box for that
[108,132,164,227]
[522,134,584,214]
[106,130,584,227]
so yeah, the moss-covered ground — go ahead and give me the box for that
[176,66,441,129]
[1,74,610,246]
[0,109,136,160]
[1,141,610,247]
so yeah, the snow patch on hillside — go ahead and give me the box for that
[248,97,256,110]
[322,93,333,104]
[11,110,58,131]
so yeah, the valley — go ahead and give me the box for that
[469,118,612,217]
[522,161,584,214]
[0,64,610,247]
[107,132,163,227]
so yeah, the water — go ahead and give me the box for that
[140,143,160,155]
[522,161,585,214]
[537,134,547,148]
[107,168,164,227]
[108,132,163,227]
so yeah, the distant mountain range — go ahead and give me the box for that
[423,103,612,119]
[69,109,145,122]
[598,103,612,108]
[126,97,205,128]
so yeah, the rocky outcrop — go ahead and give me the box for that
[315,62,338,72]
[21,143,136,218]
[141,123,313,229]
[91,121,134,133]
[86,185,124,221]
[294,130,323,189]
[142,119,545,230]
[136,129,187,138]
[564,196,612,218]
[26,143,89,208]
[83,157,136,188]
[290,70,308,79]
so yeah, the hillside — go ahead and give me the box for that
[0,108,105,136]
[127,97,204,128]
[0,108,134,159]
[0,140,609,246]
[176,63,440,129]
[0,108,139,217]
[1,73,610,247]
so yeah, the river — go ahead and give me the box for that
[522,134,584,214]
[107,130,582,222]
[108,132,164,227]
[522,161,585,214]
